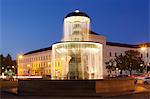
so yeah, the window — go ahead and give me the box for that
[46,56,48,60]
[44,62,45,67]
[109,52,112,57]
[121,53,123,56]
[147,53,148,58]
[141,54,143,58]
[115,53,117,57]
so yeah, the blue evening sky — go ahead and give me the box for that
[1,0,149,59]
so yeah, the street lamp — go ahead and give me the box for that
[17,54,24,76]
[18,55,23,59]
[140,46,148,73]
[2,67,4,70]
[141,47,146,51]
[1,67,5,76]
[48,62,51,65]
[140,63,144,73]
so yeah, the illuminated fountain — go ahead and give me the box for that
[51,10,103,80]
[18,10,135,96]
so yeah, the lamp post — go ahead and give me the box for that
[18,55,23,59]
[114,61,117,73]
[140,63,144,73]
[1,67,4,76]
[141,46,148,73]
[18,54,23,75]
[27,64,31,76]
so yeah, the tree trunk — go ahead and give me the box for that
[110,70,112,74]
[126,70,128,75]
[120,70,122,75]
[129,70,132,75]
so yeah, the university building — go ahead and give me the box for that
[17,10,150,79]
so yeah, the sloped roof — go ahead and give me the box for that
[90,31,100,35]
[24,46,52,55]
[106,42,139,48]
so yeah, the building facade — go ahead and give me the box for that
[17,10,150,78]
[17,32,150,78]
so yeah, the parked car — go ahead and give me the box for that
[143,77,150,84]
[129,74,145,84]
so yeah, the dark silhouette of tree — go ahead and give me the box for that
[115,54,127,75]
[106,50,144,76]
[0,54,17,75]
[124,50,144,75]
[0,54,4,67]
[0,54,6,74]
[105,59,116,76]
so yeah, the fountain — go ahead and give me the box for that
[51,10,103,80]
[17,10,135,96]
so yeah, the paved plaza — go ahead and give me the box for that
[1,91,150,99]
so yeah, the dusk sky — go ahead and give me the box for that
[1,0,150,59]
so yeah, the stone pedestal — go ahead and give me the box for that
[18,78,135,96]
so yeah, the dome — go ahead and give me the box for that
[65,10,90,18]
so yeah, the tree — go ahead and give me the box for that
[105,59,116,76]
[0,54,5,74]
[0,54,17,75]
[114,50,144,75]
[5,54,13,66]
[106,50,144,76]
[115,54,127,75]
[0,54,4,67]
[124,50,144,75]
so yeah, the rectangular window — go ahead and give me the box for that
[109,52,112,57]
[121,53,123,56]
[115,53,117,57]
[141,54,143,58]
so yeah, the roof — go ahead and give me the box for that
[90,31,100,35]
[106,42,139,48]
[23,42,150,55]
[24,46,52,55]
[65,10,90,18]
[138,43,150,47]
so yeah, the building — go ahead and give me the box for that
[17,10,150,78]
